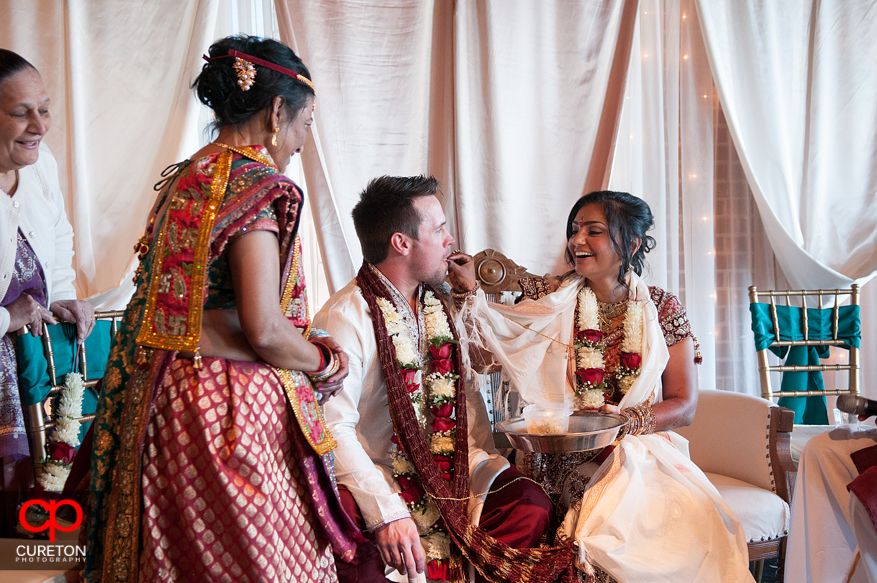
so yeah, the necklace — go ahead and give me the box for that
[597,299,628,331]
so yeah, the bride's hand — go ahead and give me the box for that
[446,251,478,292]
[599,403,621,415]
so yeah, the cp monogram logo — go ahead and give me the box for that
[19,499,83,542]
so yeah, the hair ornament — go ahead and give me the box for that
[233,57,256,91]
[202,49,316,93]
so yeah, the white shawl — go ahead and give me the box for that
[458,273,754,582]
[459,272,667,409]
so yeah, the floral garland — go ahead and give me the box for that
[573,286,644,409]
[36,372,85,492]
[378,290,459,580]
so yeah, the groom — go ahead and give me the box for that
[314,175,562,582]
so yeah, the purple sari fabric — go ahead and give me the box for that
[0,229,47,459]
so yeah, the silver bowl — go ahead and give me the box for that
[495,411,627,453]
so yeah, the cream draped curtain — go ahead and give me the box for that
[696,0,877,289]
[0,0,220,308]
[3,0,876,398]
[277,0,634,284]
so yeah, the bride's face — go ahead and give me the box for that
[567,204,623,281]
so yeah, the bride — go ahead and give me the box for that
[448,190,754,583]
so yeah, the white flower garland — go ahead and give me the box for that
[380,289,458,569]
[36,372,85,493]
[573,286,643,409]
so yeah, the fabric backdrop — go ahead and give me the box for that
[3,0,877,402]
[697,0,877,290]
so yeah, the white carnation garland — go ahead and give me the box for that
[573,285,643,409]
[378,289,457,571]
[36,372,85,492]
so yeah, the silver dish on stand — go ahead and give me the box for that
[495,410,627,453]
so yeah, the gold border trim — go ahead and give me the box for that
[136,151,232,350]
[274,368,337,455]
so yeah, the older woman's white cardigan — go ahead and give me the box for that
[0,144,77,336]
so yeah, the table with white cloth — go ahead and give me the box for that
[785,424,877,582]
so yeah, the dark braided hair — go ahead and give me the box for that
[192,35,313,133]
[565,191,656,287]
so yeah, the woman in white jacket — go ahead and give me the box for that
[0,49,93,534]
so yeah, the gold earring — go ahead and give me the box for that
[271,127,279,147]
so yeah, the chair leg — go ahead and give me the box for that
[776,537,787,582]
[750,559,764,583]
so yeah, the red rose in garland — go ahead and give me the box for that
[575,367,605,388]
[427,559,448,580]
[430,402,454,417]
[396,475,425,504]
[432,358,454,375]
[49,442,76,465]
[432,417,456,432]
[620,352,642,370]
[429,343,455,375]
[576,328,603,346]
[428,343,453,360]
[433,455,451,471]
[401,368,420,393]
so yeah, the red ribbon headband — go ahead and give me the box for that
[202,49,316,93]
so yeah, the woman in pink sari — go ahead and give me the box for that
[86,36,357,582]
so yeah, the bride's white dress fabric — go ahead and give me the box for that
[460,273,754,582]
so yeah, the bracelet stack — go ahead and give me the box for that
[619,401,657,438]
[307,341,340,383]
[452,281,481,307]
[519,276,552,300]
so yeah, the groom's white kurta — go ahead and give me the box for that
[315,280,508,534]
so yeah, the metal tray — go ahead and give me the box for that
[495,411,627,453]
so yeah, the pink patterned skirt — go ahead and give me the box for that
[139,356,338,582]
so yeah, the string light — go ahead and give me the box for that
[684,55,689,60]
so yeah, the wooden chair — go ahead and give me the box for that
[675,390,796,582]
[470,249,535,448]
[749,285,860,417]
[18,310,124,469]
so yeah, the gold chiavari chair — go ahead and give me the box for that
[749,285,860,412]
[19,310,125,471]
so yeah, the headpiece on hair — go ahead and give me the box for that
[202,49,316,93]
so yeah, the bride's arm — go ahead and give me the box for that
[600,338,697,433]
[653,338,698,430]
